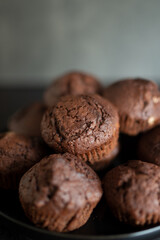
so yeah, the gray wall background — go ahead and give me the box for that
[1,0,160,86]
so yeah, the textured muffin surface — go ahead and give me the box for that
[103,78,160,135]
[91,143,119,171]
[19,153,102,232]
[41,94,119,157]
[104,160,160,226]
[43,71,102,106]
[0,131,48,189]
[138,126,160,166]
[8,102,46,136]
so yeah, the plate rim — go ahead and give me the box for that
[1,210,160,240]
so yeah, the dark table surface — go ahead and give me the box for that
[0,87,160,240]
[0,87,44,131]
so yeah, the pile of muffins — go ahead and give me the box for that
[2,71,160,232]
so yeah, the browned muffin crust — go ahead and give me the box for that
[19,153,103,232]
[41,94,119,165]
[43,71,102,106]
[8,102,46,137]
[104,160,160,226]
[103,78,160,135]
[0,131,48,189]
[91,143,119,171]
[138,126,160,166]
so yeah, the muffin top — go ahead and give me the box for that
[103,78,160,121]
[41,94,119,154]
[19,153,102,232]
[20,153,102,207]
[104,160,160,225]
[138,126,160,166]
[0,131,47,172]
[8,102,46,137]
[43,71,102,106]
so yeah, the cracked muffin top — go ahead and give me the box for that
[104,160,160,226]
[41,94,119,154]
[0,132,48,171]
[103,78,160,135]
[43,71,102,107]
[0,131,48,189]
[19,153,102,232]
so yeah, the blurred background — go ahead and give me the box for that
[0,0,160,86]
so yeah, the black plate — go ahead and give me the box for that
[0,88,160,240]
[1,188,160,240]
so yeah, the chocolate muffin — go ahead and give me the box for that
[91,143,119,171]
[103,78,160,135]
[41,94,119,167]
[8,102,46,137]
[0,131,48,189]
[19,153,102,232]
[138,126,160,166]
[43,71,102,107]
[104,160,160,226]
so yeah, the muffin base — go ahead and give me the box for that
[0,172,19,189]
[90,143,119,171]
[19,199,96,232]
[77,129,119,165]
[111,206,160,226]
[120,113,160,136]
